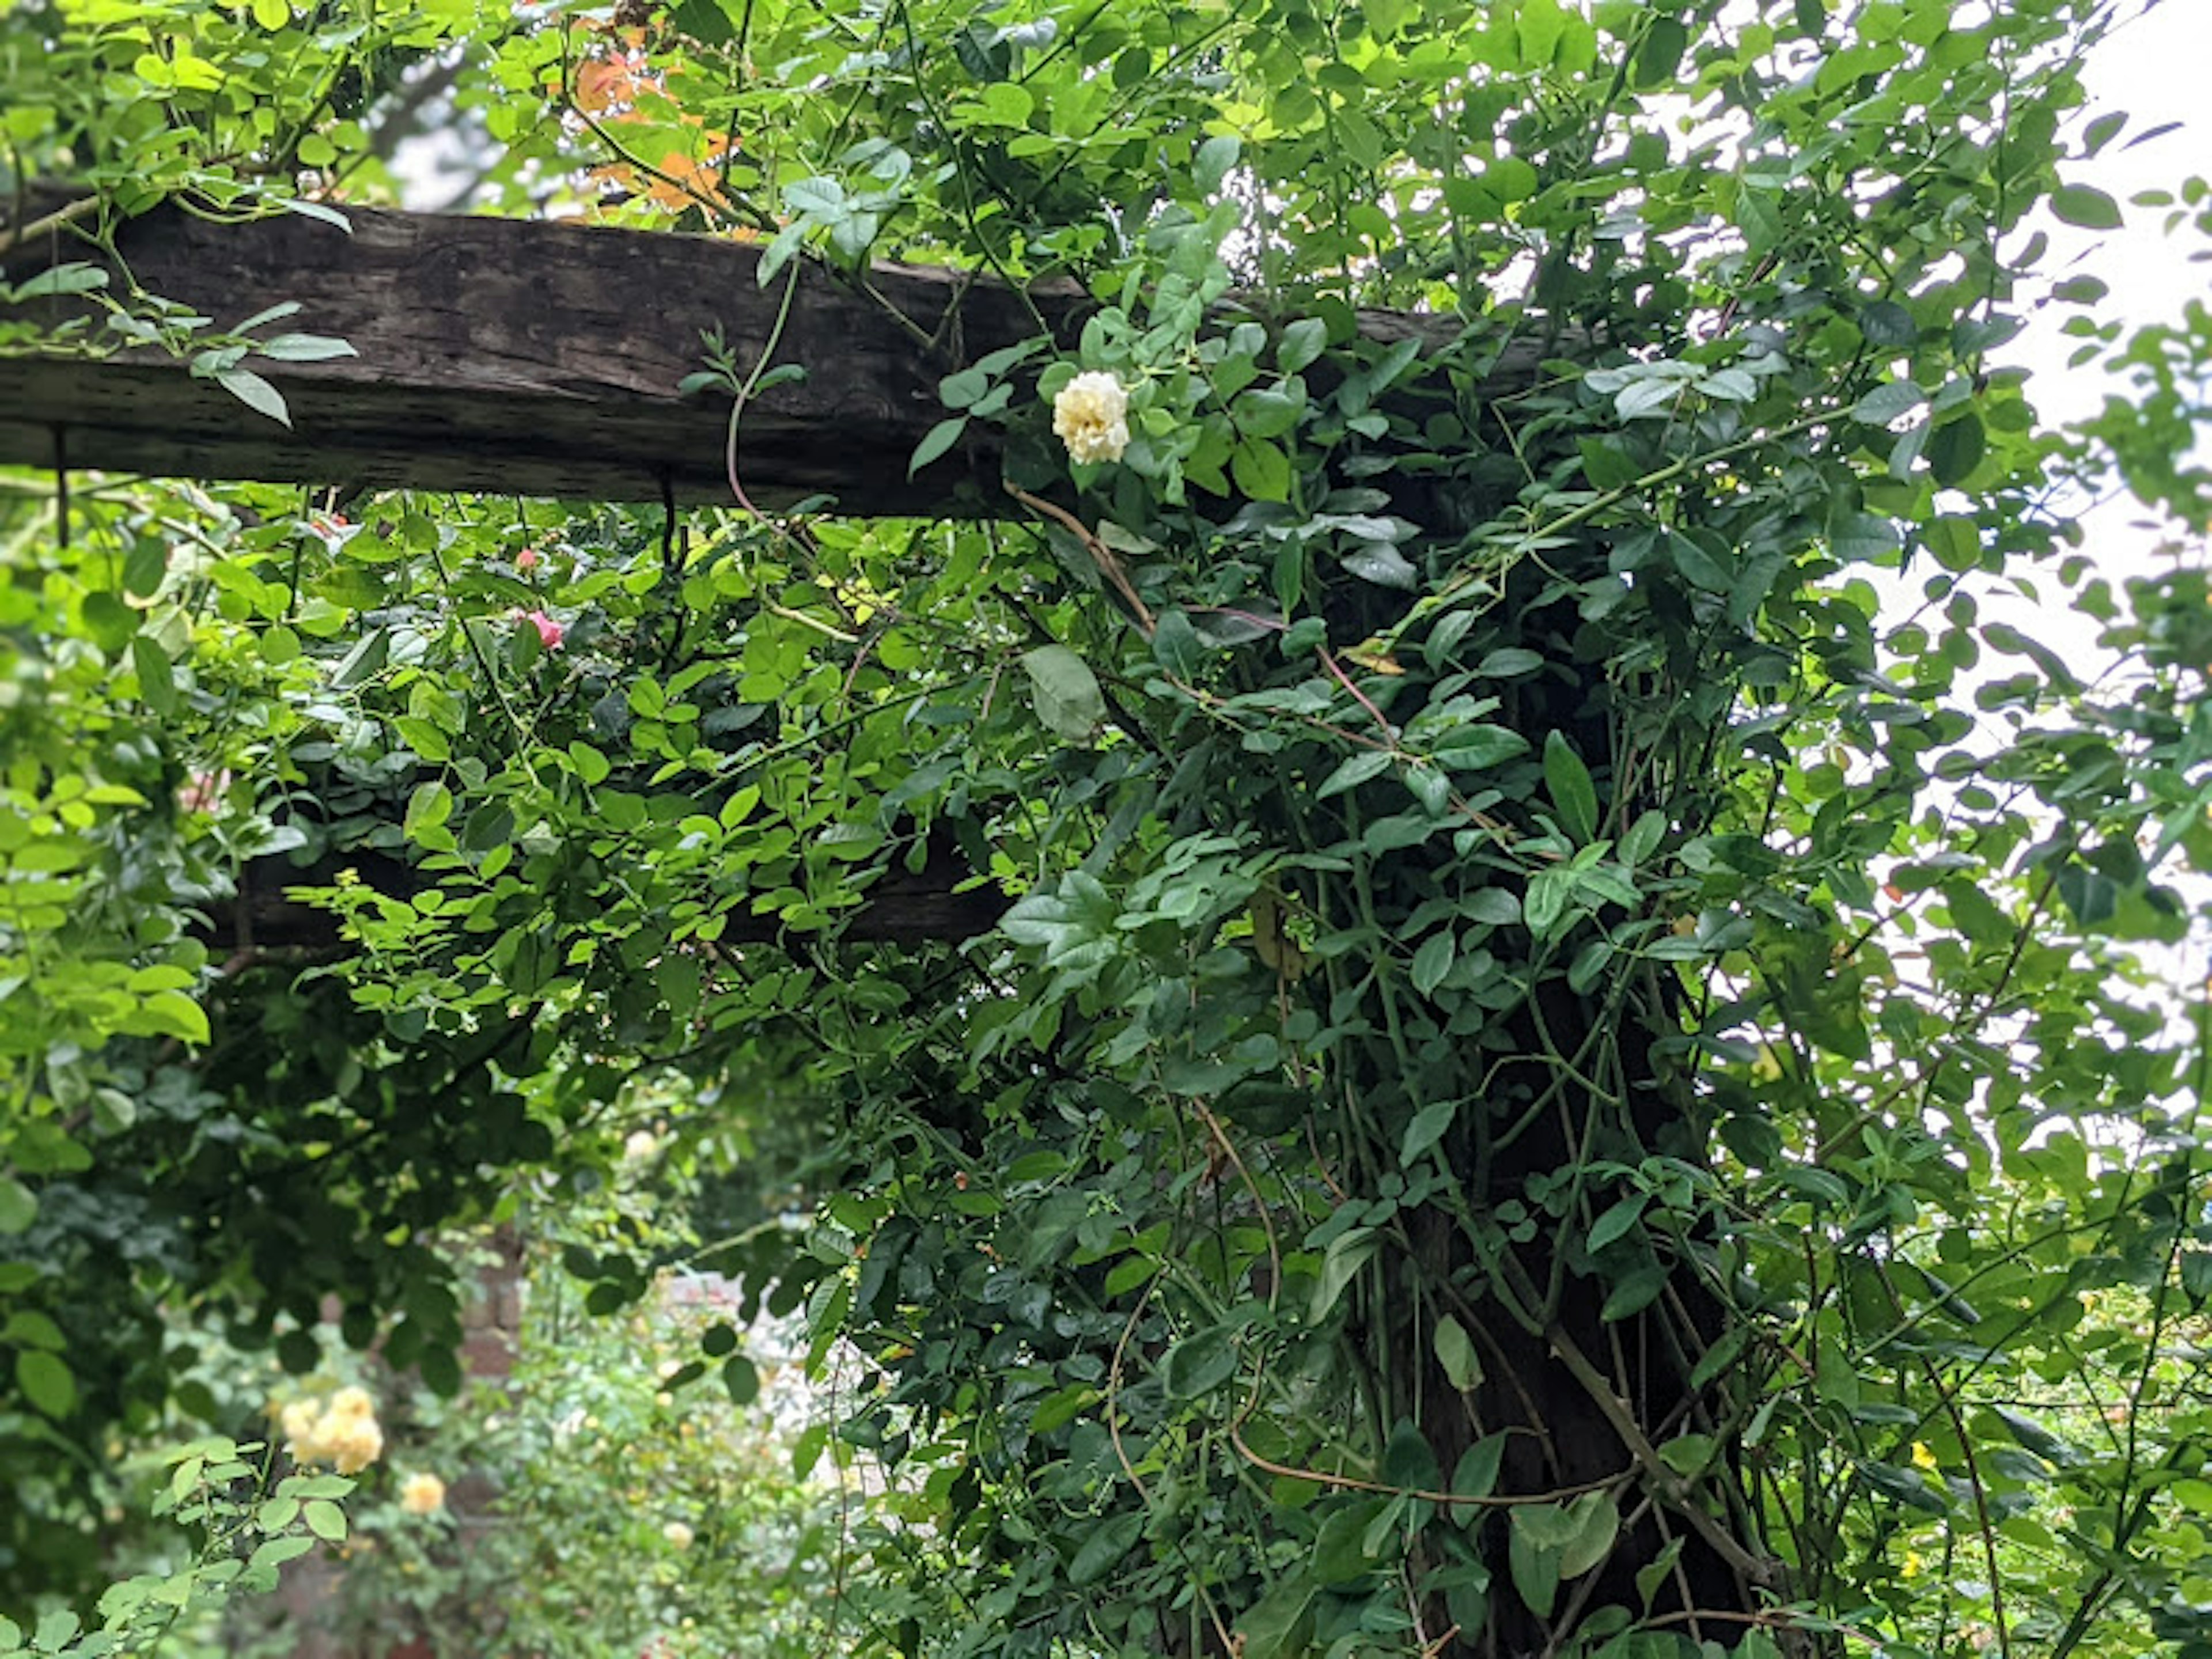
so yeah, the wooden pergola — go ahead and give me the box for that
[0,201,1493,513]
[0,200,1527,949]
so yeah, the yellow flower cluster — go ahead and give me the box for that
[399,1471,447,1514]
[1051,371,1130,465]
[279,1385,385,1474]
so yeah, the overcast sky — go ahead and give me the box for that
[2020,0,2207,429]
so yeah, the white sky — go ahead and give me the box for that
[2017,0,2210,430]
[1979,0,2209,683]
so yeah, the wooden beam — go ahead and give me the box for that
[2,203,1070,512]
[0,202,1506,514]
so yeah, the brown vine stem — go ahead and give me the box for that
[1159,669,1513,844]
[1534,1306,1780,1589]
[1225,1411,1630,1511]
[1004,484,1157,637]
[0,191,101,258]
[1194,1101,1617,1511]
[1191,1099,1281,1313]
[1104,1275,1238,1657]
[1635,1607,1877,1645]
[1380,408,1838,649]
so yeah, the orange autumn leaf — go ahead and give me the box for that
[575,56,639,114]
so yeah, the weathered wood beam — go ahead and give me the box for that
[0,202,1505,514]
[2,203,1071,512]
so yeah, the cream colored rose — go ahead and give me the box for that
[662,1520,695,1550]
[399,1472,447,1515]
[327,1386,375,1420]
[1052,371,1130,465]
[278,1387,385,1473]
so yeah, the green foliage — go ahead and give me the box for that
[6,0,2212,1656]
[0,1439,353,1659]
[224,1222,844,1659]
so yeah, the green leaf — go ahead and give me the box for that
[1990,1406,2074,1467]
[123,537,169,599]
[1434,1316,1482,1392]
[1665,531,1733,593]
[1508,1510,1562,1617]
[566,741,611,786]
[216,369,293,427]
[1475,647,1543,679]
[134,991,211,1045]
[1578,435,1642,490]
[1927,412,1986,486]
[1586,1195,1645,1252]
[1068,1509,1143,1586]
[1235,385,1305,439]
[1343,543,1416,590]
[257,332,355,362]
[1600,1264,1666,1321]
[1311,1228,1376,1323]
[404,781,454,839]
[1237,1573,1315,1659]
[1232,437,1293,502]
[1312,1501,1387,1584]
[1514,0,1566,66]
[1020,645,1105,741]
[1381,1418,1440,1493]
[249,1536,316,1573]
[0,1179,36,1236]
[1857,1459,1946,1514]
[1161,1325,1239,1397]
[1830,512,1900,563]
[1852,380,1927,424]
[1400,1097,1457,1165]
[1657,1433,1717,1478]
[909,415,967,476]
[1557,1490,1620,1580]
[1433,725,1528,770]
[1410,929,1456,995]
[15,1350,76,1419]
[11,263,108,300]
[1522,868,1570,941]
[1194,134,1241,195]
[1278,318,1328,375]
[2051,183,2123,229]
[1451,1434,1506,1513]
[332,628,389,689]
[1151,608,1205,677]
[3,1311,63,1351]
[304,1499,347,1540]
[721,1354,761,1404]
[1858,300,1918,347]
[1319,750,1393,799]
[1543,730,1598,843]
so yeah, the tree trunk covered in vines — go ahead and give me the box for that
[1293,559,1774,1656]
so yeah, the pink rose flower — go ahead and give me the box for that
[516,546,540,573]
[178,769,233,814]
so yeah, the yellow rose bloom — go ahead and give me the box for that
[1052,372,1130,465]
[400,1472,447,1515]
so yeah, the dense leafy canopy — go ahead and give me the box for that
[4,0,2212,1656]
